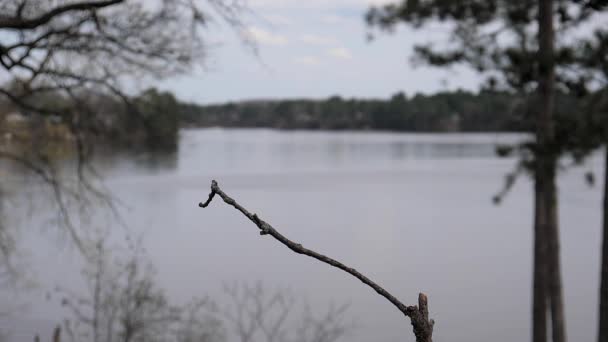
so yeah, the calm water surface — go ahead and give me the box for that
[2,128,603,342]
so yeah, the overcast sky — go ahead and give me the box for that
[154,0,482,105]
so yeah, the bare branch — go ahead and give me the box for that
[0,0,124,29]
[199,180,435,342]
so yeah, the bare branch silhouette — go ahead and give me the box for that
[199,180,435,342]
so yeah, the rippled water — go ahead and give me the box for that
[2,128,603,342]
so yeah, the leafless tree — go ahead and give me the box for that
[0,0,247,105]
[174,298,226,342]
[199,180,435,342]
[60,237,182,342]
[0,0,249,276]
[57,234,348,342]
[217,282,352,342]
[294,302,350,342]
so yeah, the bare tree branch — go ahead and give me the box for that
[198,180,435,342]
[0,0,124,29]
[0,0,252,281]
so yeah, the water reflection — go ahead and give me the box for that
[177,129,527,177]
[92,147,179,176]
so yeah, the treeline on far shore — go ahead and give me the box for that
[1,87,585,153]
[0,88,179,151]
[181,89,581,133]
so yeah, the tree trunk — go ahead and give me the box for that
[533,176,548,342]
[547,168,566,342]
[537,1,566,342]
[598,147,608,342]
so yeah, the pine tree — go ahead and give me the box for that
[366,1,607,341]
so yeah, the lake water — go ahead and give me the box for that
[1,128,603,342]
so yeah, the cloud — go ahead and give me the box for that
[321,15,349,25]
[250,0,394,8]
[245,26,288,45]
[300,34,336,45]
[365,0,394,5]
[263,14,293,26]
[327,47,353,60]
[293,56,322,66]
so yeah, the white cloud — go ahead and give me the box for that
[327,47,353,60]
[321,15,349,25]
[250,0,393,8]
[245,26,288,45]
[293,56,322,66]
[300,34,336,45]
[365,0,394,5]
[264,14,293,26]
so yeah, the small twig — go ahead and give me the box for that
[199,180,434,342]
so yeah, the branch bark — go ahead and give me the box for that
[199,180,434,342]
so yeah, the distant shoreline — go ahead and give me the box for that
[179,89,581,133]
[180,125,529,135]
